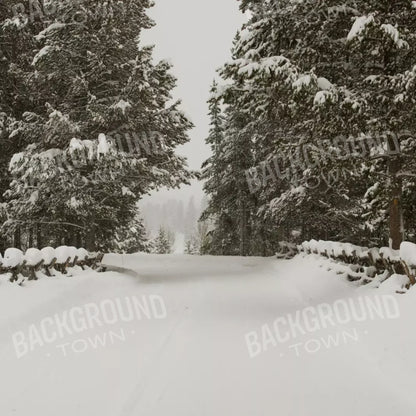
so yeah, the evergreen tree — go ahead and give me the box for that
[0,1,43,250]
[152,226,173,254]
[201,78,255,255]
[1,1,194,250]
[113,210,150,254]
[203,0,416,252]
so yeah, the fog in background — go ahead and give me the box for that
[139,0,245,231]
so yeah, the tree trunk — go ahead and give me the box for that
[14,227,21,250]
[28,227,34,248]
[86,226,96,251]
[36,224,42,248]
[239,198,249,256]
[388,138,403,250]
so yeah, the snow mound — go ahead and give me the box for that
[68,247,78,262]
[380,247,400,261]
[378,274,409,293]
[25,248,43,267]
[55,246,70,264]
[77,248,89,261]
[3,248,24,268]
[400,242,416,267]
[41,247,56,265]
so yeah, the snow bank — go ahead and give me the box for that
[378,273,409,292]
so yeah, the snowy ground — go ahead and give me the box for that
[1,254,416,415]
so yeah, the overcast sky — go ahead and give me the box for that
[140,0,245,205]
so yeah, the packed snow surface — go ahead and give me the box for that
[0,254,416,415]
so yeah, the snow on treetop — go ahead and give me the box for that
[70,139,96,160]
[122,187,135,197]
[380,24,409,49]
[292,74,313,91]
[317,77,332,90]
[9,153,24,169]
[347,15,375,41]
[2,17,25,29]
[32,45,53,66]
[69,138,84,152]
[113,100,132,115]
[97,134,110,157]
[237,56,294,78]
[29,190,39,204]
[37,148,62,160]
[314,90,335,106]
[35,23,66,41]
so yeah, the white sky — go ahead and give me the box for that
[140,0,245,205]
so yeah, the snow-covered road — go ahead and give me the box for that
[1,254,416,416]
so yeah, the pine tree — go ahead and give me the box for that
[205,0,416,251]
[152,226,173,254]
[112,210,150,254]
[1,1,194,250]
[201,77,255,255]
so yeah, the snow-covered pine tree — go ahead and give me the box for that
[112,210,150,254]
[223,0,366,246]
[201,81,236,255]
[341,0,416,248]
[184,220,210,255]
[2,0,194,250]
[152,226,173,254]
[206,0,416,250]
[0,1,44,250]
[201,68,256,255]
